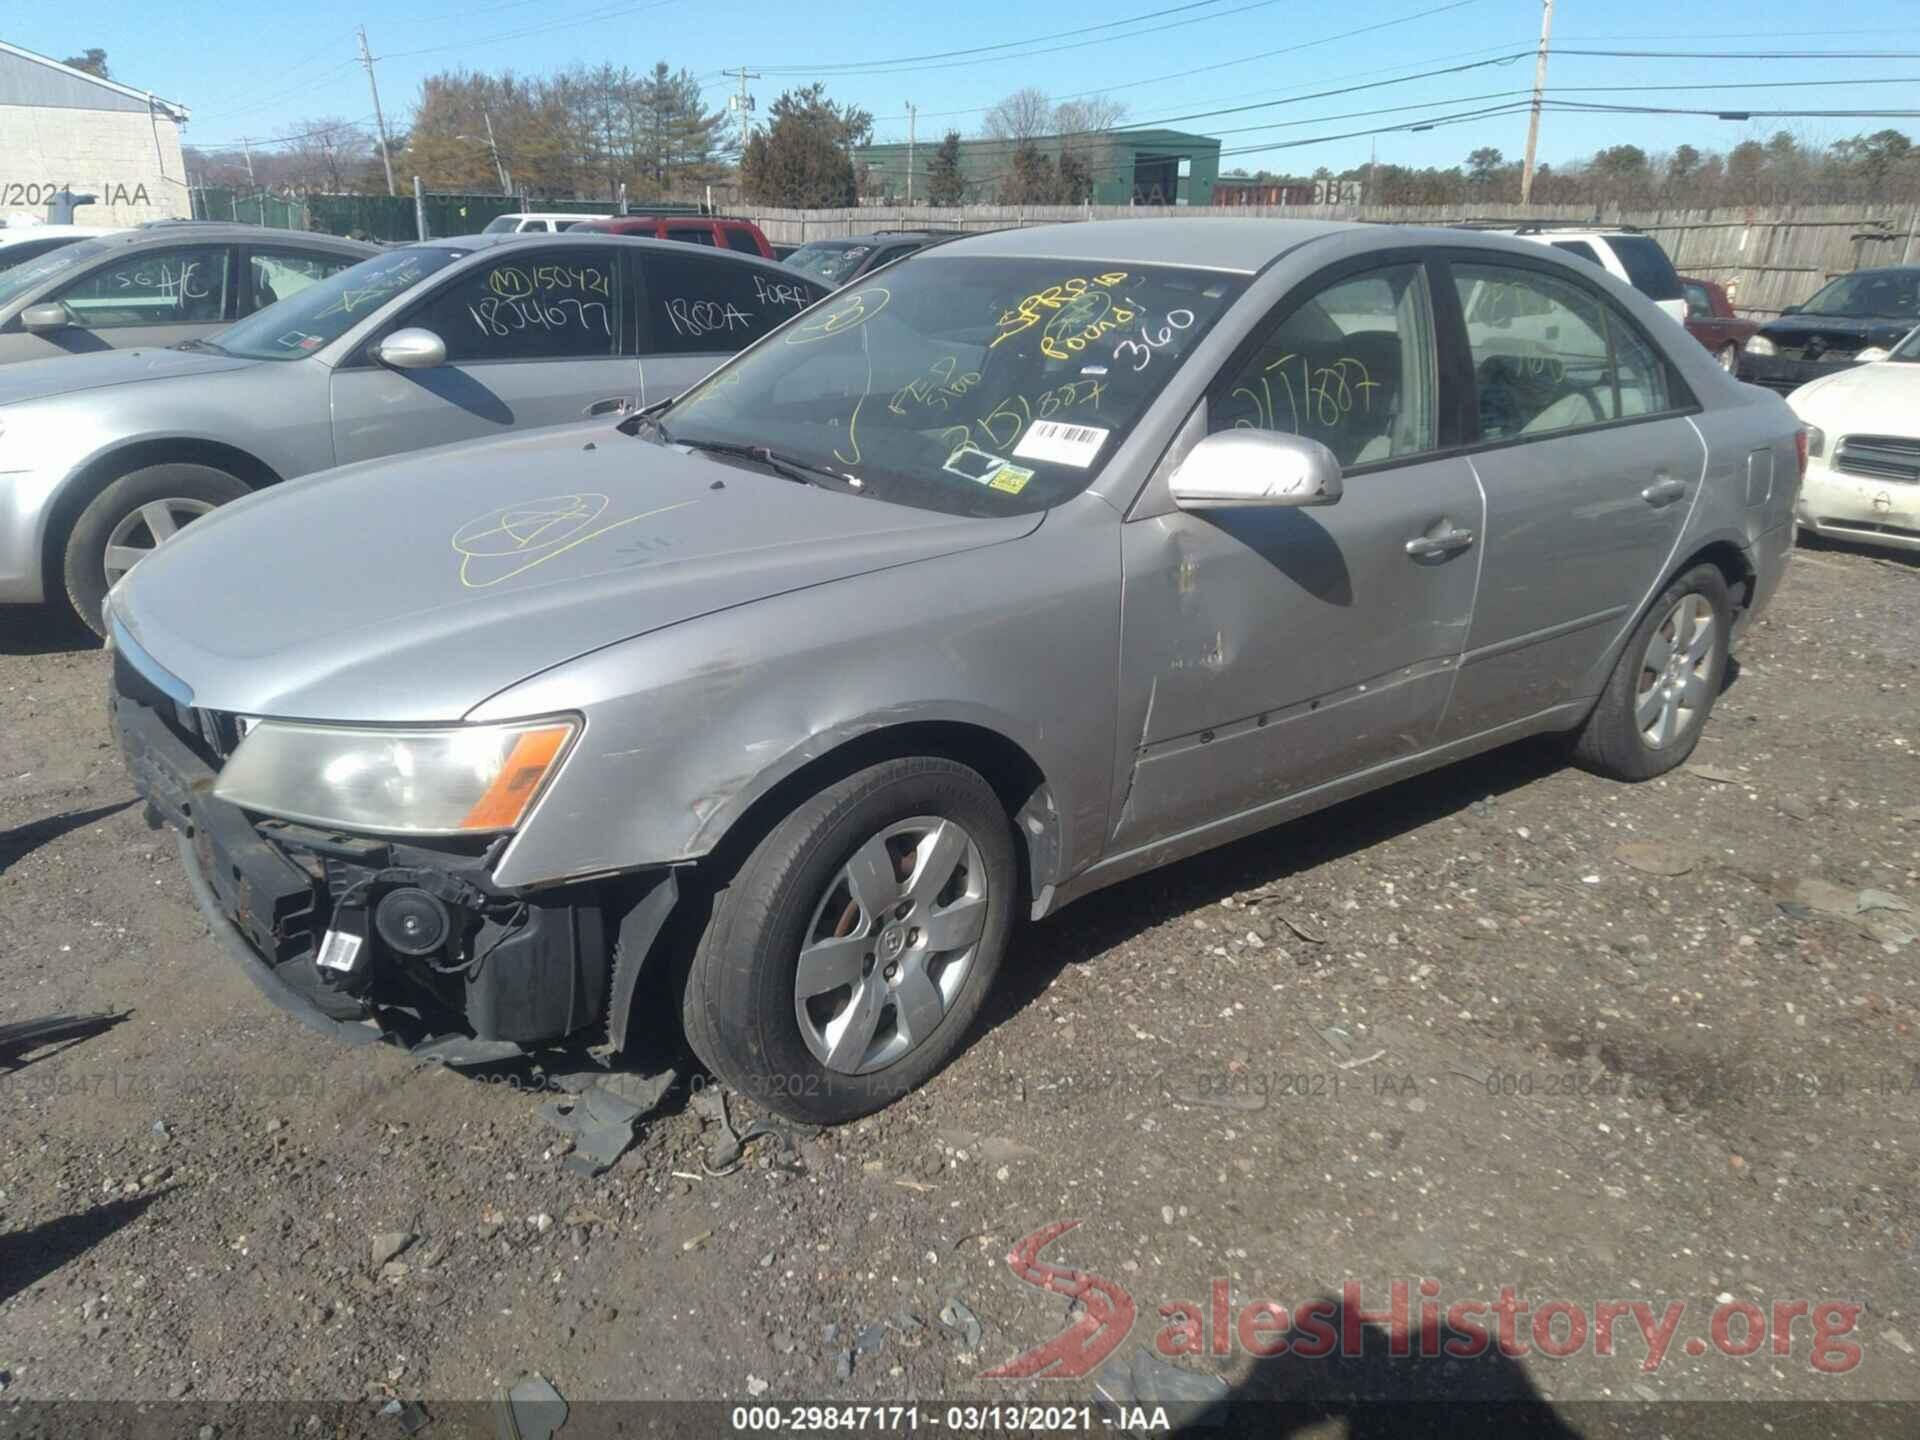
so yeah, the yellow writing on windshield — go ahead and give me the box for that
[787,286,890,345]
[991,272,1130,350]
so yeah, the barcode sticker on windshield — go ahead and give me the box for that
[1015,420,1110,468]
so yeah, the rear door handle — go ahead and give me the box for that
[585,396,630,417]
[1404,528,1476,558]
[1641,477,1687,507]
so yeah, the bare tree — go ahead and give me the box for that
[1052,94,1127,137]
[983,87,1053,142]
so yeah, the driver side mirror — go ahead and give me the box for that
[21,301,72,333]
[372,327,446,370]
[1169,429,1343,510]
[1780,304,1800,316]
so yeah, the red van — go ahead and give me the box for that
[572,214,774,259]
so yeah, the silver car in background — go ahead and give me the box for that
[107,220,1802,1124]
[0,232,828,631]
[0,223,374,366]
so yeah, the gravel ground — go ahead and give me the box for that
[1,538,1916,1432]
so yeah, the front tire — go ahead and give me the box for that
[1571,563,1731,781]
[63,463,251,638]
[682,756,1017,1124]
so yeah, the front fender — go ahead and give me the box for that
[471,496,1122,894]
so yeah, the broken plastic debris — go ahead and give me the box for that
[495,1376,566,1440]
[1092,1346,1229,1428]
[939,1297,984,1350]
[537,1069,673,1178]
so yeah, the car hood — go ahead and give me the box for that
[1758,313,1914,351]
[0,346,257,407]
[112,424,1042,722]
[1788,361,1920,427]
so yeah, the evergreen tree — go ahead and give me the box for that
[926,131,966,205]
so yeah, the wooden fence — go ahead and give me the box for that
[729,202,1920,318]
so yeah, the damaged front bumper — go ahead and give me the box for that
[109,643,669,1062]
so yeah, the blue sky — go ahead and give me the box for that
[14,0,1920,176]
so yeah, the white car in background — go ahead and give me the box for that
[1477,225,1689,325]
[1787,325,1920,554]
[478,212,609,234]
[0,223,126,272]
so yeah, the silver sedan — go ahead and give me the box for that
[107,219,1803,1123]
[0,232,827,632]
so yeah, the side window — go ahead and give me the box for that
[641,252,822,354]
[1681,281,1712,320]
[1550,240,1604,268]
[1453,262,1671,440]
[56,245,230,328]
[666,225,717,247]
[722,227,763,255]
[1209,263,1437,468]
[399,248,622,363]
[248,248,358,312]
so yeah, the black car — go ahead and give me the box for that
[782,228,963,288]
[1739,265,1920,393]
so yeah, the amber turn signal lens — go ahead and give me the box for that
[459,724,573,831]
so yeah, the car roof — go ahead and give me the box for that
[929,219,1387,274]
[426,230,809,276]
[0,224,126,244]
[64,223,374,251]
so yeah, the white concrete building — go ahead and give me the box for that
[0,41,190,226]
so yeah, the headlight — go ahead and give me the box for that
[1853,346,1890,363]
[212,718,576,835]
[1805,425,1825,458]
[1746,335,1777,357]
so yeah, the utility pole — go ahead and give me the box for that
[905,101,917,205]
[358,25,398,197]
[241,137,256,187]
[482,109,512,196]
[730,68,761,158]
[1519,0,1555,205]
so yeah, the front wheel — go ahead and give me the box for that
[1571,563,1731,781]
[63,463,252,637]
[682,756,1017,1124]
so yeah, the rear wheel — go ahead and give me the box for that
[63,463,251,637]
[1571,563,1730,781]
[682,756,1016,1124]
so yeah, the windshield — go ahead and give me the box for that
[661,255,1247,516]
[785,241,872,286]
[1797,270,1920,320]
[0,235,120,309]
[482,216,522,234]
[209,246,465,360]
[1889,325,1920,362]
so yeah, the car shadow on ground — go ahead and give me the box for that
[0,800,136,878]
[1182,1312,1580,1438]
[0,605,98,657]
[984,735,1571,1033]
[0,1189,168,1307]
[1797,533,1920,571]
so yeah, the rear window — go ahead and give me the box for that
[1607,236,1681,302]
[666,226,716,247]
[481,216,520,235]
[722,227,763,255]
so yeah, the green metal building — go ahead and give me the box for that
[853,128,1221,207]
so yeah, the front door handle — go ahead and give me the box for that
[1405,528,1476,559]
[585,396,630,417]
[1641,477,1687,507]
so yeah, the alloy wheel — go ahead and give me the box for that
[102,498,217,586]
[1636,592,1718,749]
[794,815,988,1075]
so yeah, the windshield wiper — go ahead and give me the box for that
[173,336,229,355]
[673,437,850,490]
[619,394,678,440]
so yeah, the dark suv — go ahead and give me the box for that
[782,229,963,288]
[1738,264,1920,393]
[572,214,774,259]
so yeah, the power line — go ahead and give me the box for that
[379,0,686,61]
[748,0,1240,76]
